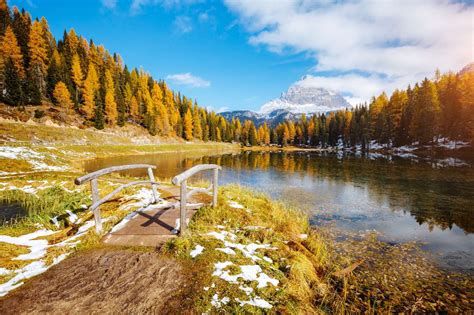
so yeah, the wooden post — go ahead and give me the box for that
[180,180,187,234]
[147,167,159,203]
[212,168,218,207]
[90,178,102,233]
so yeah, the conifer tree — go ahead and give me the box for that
[193,109,203,140]
[0,0,10,36]
[70,53,83,106]
[282,124,290,146]
[11,8,31,69]
[53,81,73,112]
[1,25,24,77]
[94,89,105,129]
[129,95,139,120]
[82,63,98,119]
[25,69,41,104]
[46,50,60,100]
[104,70,117,125]
[183,108,193,140]
[3,57,22,105]
[28,20,48,94]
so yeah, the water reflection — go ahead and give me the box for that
[83,150,474,270]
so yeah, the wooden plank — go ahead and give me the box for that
[147,167,159,203]
[75,164,156,185]
[180,180,187,234]
[171,164,221,185]
[90,178,102,233]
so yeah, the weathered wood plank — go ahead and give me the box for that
[90,178,102,233]
[180,180,187,234]
[147,167,159,203]
[75,164,156,185]
[171,164,221,185]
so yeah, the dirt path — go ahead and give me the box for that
[0,248,196,314]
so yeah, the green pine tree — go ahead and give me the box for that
[3,58,23,106]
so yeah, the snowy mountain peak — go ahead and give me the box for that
[259,78,350,115]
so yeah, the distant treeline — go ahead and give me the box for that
[0,1,472,147]
[269,72,473,148]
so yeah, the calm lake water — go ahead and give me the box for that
[83,150,474,273]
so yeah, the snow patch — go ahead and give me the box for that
[228,201,244,209]
[190,244,205,258]
[236,296,272,309]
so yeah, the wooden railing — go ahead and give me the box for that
[172,164,221,234]
[74,164,160,233]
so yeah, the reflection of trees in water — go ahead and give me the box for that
[85,151,473,234]
[195,152,474,234]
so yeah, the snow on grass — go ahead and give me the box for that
[239,285,253,295]
[0,214,117,297]
[0,268,13,276]
[0,260,48,297]
[120,188,159,210]
[66,210,78,224]
[190,244,205,258]
[211,293,230,308]
[0,229,56,261]
[212,262,279,288]
[216,247,236,255]
[236,296,272,309]
[228,201,244,209]
[0,146,68,172]
[207,230,237,242]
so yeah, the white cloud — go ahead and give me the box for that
[166,73,211,87]
[173,15,193,33]
[198,12,209,22]
[101,0,117,9]
[207,106,230,113]
[224,0,473,104]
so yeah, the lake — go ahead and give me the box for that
[83,150,474,273]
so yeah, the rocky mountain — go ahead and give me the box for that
[459,62,474,75]
[222,78,350,127]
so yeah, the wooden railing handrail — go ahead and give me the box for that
[74,164,157,185]
[74,164,159,233]
[89,180,161,211]
[172,164,221,234]
[171,164,222,185]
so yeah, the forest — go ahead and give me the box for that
[270,71,474,148]
[1,1,472,148]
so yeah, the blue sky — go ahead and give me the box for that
[8,0,473,112]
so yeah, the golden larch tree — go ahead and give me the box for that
[1,25,24,77]
[53,81,73,112]
[71,53,83,104]
[183,108,194,141]
[82,63,99,119]
[104,69,117,125]
[130,95,139,119]
[193,109,203,140]
[28,20,48,76]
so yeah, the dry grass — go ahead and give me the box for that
[162,185,336,313]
